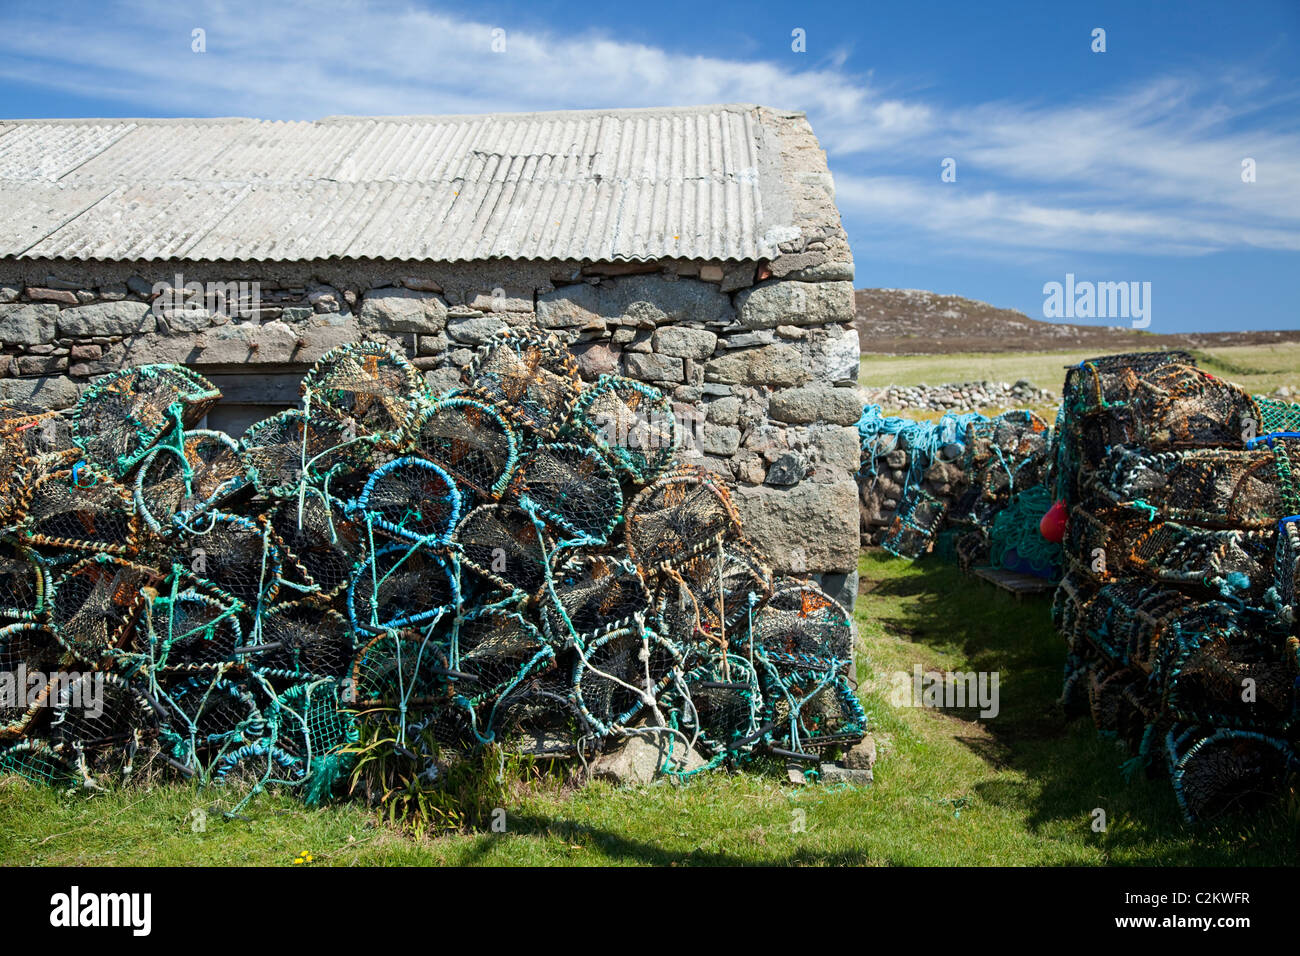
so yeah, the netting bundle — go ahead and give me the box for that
[462,329,582,439]
[408,397,519,500]
[134,429,248,534]
[17,466,140,558]
[515,443,622,544]
[568,375,676,483]
[353,457,461,547]
[624,466,743,571]
[73,364,220,476]
[300,341,424,442]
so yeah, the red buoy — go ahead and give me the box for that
[1040,500,1067,543]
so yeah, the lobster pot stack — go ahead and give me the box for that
[0,330,865,806]
[1050,350,1300,820]
[856,403,1056,575]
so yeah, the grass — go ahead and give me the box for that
[860,343,1300,419]
[4,552,1297,866]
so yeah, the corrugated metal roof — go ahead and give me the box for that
[0,105,810,263]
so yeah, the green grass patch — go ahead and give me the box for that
[3,552,1297,866]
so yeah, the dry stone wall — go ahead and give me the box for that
[0,257,862,607]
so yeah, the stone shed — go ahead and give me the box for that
[0,104,862,607]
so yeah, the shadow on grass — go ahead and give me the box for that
[858,551,1300,866]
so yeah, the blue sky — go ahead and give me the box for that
[1,0,1297,332]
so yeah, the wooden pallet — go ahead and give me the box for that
[972,565,1058,599]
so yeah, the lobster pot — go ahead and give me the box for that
[654,537,772,647]
[0,543,50,621]
[269,490,362,600]
[300,342,425,443]
[134,429,248,534]
[567,375,676,484]
[348,545,459,632]
[49,556,157,665]
[453,503,553,599]
[1275,521,1300,630]
[51,672,163,781]
[349,630,451,710]
[743,582,852,664]
[1088,447,1287,530]
[0,739,74,785]
[249,600,354,683]
[1153,616,1298,730]
[1127,522,1275,601]
[572,626,684,736]
[537,548,650,647]
[624,466,743,571]
[240,409,389,499]
[516,443,622,544]
[1086,667,1154,752]
[73,364,220,476]
[0,623,60,738]
[142,586,244,673]
[756,650,866,754]
[1167,725,1296,822]
[661,650,762,763]
[158,676,263,771]
[1130,364,1261,451]
[487,665,584,758]
[462,329,582,440]
[454,607,554,740]
[883,488,948,560]
[1062,351,1194,415]
[409,397,519,500]
[354,457,461,547]
[17,467,140,560]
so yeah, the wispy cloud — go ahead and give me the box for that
[1,0,1296,261]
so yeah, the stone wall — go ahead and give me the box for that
[0,257,863,607]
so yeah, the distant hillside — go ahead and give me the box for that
[854,289,1300,354]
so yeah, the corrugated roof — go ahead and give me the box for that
[0,105,814,263]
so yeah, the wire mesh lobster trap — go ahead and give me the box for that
[407,397,519,501]
[49,555,159,666]
[0,541,50,620]
[567,375,677,483]
[572,625,685,737]
[248,599,354,683]
[16,465,140,559]
[73,364,221,477]
[348,544,459,632]
[1130,364,1262,451]
[179,512,282,608]
[300,341,425,442]
[755,650,867,755]
[50,671,164,783]
[624,465,743,571]
[269,489,362,601]
[537,547,651,647]
[134,429,248,534]
[240,408,388,499]
[462,328,582,440]
[515,443,623,544]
